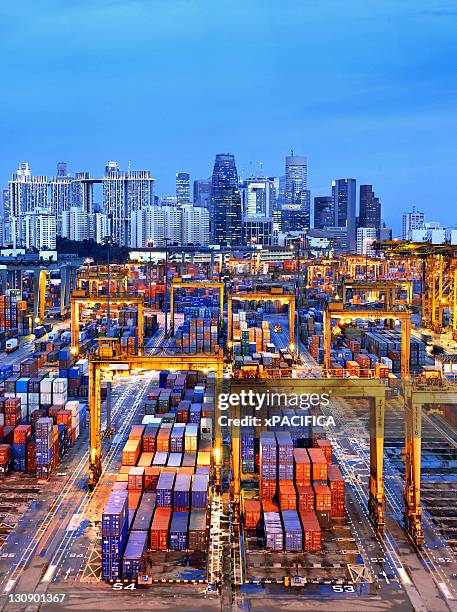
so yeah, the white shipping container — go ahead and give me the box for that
[142,415,157,425]
[53,392,67,406]
[381,356,393,370]
[29,393,40,405]
[53,378,68,394]
[65,400,80,415]
[4,392,16,398]
[41,378,54,393]
[40,392,53,405]
[17,392,28,406]
[0,414,4,427]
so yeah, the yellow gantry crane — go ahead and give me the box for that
[227,291,296,352]
[87,347,224,488]
[403,378,457,545]
[338,280,414,309]
[323,301,412,378]
[70,290,145,353]
[169,278,225,334]
[230,378,388,530]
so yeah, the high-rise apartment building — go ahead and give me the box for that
[182,204,210,246]
[103,162,155,246]
[61,207,89,242]
[314,196,334,230]
[402,207,425,240]
[332,178,357,251]
[9,162,48,217]
[359,185,381,233]
[176,172,191,205]
[356,227,377,256]
[211,154,242,246]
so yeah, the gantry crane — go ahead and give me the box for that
[338,280,414,309]
[323,301,412,378]
[230,378,387,530]
[76,265,128,294]
[169,278,225,335]
[87,347,224,488]
[70,290,145,353]
[377,241,457,339]
[341,255,388,280]
[304,259,340,291]
[403,378,457,545]
[227,291,296,352]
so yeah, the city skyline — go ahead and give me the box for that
[1,1,456,233]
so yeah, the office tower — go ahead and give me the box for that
[193,179,212,208]
[241,177,275,218]
[402,207,425,240]
[282,153,310,232]
[285,153,307,204]
[103,162,155,246]
[332,178,357,251]
[359,185,381,233]
[356,227,377,256]
[243,219,273,246]
[182,204,210,246]
[176,172,191,205]
[160,195,178,206]
[211,154,242,246]
[379,223,392,242]
[314,196,334,230]
[61,207,89,241]
[9,162,48,217]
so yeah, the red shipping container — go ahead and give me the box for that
[26,441,36,473]
[279,481,296,510]
[300,510,322,552]
[313,483,332,512]
[308,448,328,481]
[128,467,145,490]
[293,448,311,486]
[262,500,279,513]
[314,439,332,464]
[260,478,276,501]
[328,464,345,518]
[150,507,172,550]
[296,483,315,511]
[0,443,11,463]
[244,499,261,529]
[13,424,32,445]
[129,425,145,440]
[156,428,170,452]
[144,466,161,491]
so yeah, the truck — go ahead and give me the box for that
[5,338,19,353]
[34,326,46,339]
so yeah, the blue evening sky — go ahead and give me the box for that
[1,0,456,232]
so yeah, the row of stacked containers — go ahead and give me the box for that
[241,410,344,552]
[0,356,88,479]
[102,370,213,581]
[174,307,219,354]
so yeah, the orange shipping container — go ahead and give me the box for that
[315,439,332,464]
[244,499,261,529]
[296,483,315,511]
[313,483,332,511]
[293,448,311,486]
[308,448,328,481]
[299,510,322,552]
[150,507,172,550]
[279,482,297,510]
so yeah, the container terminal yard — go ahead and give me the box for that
[0,244,456,611]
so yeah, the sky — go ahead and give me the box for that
[1,0,456,233]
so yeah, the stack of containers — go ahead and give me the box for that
[122,531,148,581]
[156,471,175,507]
[300,510,322,551]
[0,444,11,477]
[35,417,53,479]
[169,512,188,550]
[102,491,129,581]
[191,474,209,508]
[264,509,283,551]
[65,400,80,443]
[52,378,68,407]
[241,427,255,473]
[260,432,277,501]
[5,398,21,427]
[328,464,345,518]
[150,507,172,550]
[12,424,31,471]
[188,509,207,551]
[282,510,303,551]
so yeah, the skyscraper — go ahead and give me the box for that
[193,179,212,209]
[332,178,357,251]
[176,172,191,205]
[103,162,155,246]
[285,154,307,204]
[211,154,242,246]
[359,185,381,233]
[49,162,73,219]
[241,177,275,218]
[313,196,334,230]
[402,207,425,240]
[282,153,310,231]
[9,162,48,217]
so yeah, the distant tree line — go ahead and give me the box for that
[56,236,130,263]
